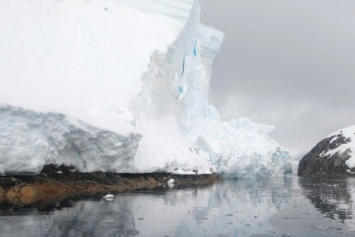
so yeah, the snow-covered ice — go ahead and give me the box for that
[0,0,291,177]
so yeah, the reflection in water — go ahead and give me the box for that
[0,197,139,237]
[299,177,353,222]
[0,177,293,237]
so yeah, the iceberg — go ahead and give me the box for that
[0,0,291,177]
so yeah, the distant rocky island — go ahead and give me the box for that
[298,126,355,176]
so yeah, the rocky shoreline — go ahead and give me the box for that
[0,165,220,210]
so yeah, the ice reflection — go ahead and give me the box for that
[0,177,293,237]
[299,177,353,222]
[170,177,293,237]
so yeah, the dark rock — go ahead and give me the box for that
[298,129,355,176]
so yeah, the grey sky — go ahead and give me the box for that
[201,0,355,153]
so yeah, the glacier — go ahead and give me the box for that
[0,0,291,178]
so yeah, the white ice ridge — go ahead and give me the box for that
[0,0,292,177]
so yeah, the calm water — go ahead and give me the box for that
[1,176,355,237]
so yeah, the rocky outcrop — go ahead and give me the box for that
[0,164,219,209]
[298,127,355,176]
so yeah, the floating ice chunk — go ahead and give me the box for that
[167,179,175,188]
[103,194,115,201]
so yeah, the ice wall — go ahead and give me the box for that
[0,105,142,174]
[0,0,291,177]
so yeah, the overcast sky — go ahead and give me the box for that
[201,0,355,154]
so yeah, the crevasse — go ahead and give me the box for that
[0,0,291,177]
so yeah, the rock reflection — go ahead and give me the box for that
[299,178,353,222]
[0,178,294,237]
[0,197,139,237]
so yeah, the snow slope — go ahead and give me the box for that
[0,0,291,177]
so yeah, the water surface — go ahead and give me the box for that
[1,176,355,237]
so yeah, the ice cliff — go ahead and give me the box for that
[0,0,291,178]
